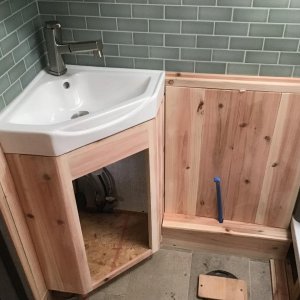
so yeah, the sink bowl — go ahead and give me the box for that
[0,65,164,156]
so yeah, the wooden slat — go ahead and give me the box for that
[165,72,300,93]
[65,122,150,180]
[0,147,48,300]
[198,274,247,300]
[6,154,92,294]
[256,93,300,228]
[165,86,204,215]
[162,214,290,260]
[270,259,290,300]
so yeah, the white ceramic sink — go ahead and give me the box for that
[0,65,165,156]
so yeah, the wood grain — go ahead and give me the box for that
[270,259,290,300]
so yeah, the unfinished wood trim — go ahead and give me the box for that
[166,72,300,93]
[270,259,290,300]
[65,121,150,180]
[286,258,300,300]
[6,154,92,294]
[162,214,290,259]
[0,147,48,300]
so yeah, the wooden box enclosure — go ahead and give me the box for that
[163,73,300,259]
[5,102,164,294]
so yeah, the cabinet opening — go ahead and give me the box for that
[72,150,151,285]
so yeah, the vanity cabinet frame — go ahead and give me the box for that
[5,101,164,295]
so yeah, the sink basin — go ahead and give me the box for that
[0,65,165,156]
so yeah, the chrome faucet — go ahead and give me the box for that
[44,21,103,76]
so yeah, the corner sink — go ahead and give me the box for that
[0,65,165,156]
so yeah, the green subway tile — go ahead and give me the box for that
[249,24,284,37]
[0,23,5,40]
[133,33,163,46]
[100,4,131,17]
[253,0,289,7]
[76,54,105,67]
[165,6,197,20]
[227,63,259,75]
[0,33,19,56]
[69,3,99,16]
[149,20,180,33]
[150,46,179,59]
[17,21,35,41]
[118,19,148,32]
[264,38,299,51]
[183,0,216,5]
[117,0,147,3]
[197,35,229,49]
[285,25,300,38]
[38,2,69,15]
[0,2,11,22]
[88,0,114,2]
[22,2,38,22]
[119,45,148,58]
[4,12,23,34]
[103,31,132,44]
[20,66,37,89]
[24,44,44,68]
[10,0,27,13]
[195,62,226,74]
[8,60,26,84]
[3,81,22,105]
[260,65,293,77]
[60,16,86,29]
[0,96,5,111]
[213,50,244,62]
[279,53,300,65]
[293,66,300,77]
[28,29,44,49]
[150,0,181,4]
[290,0,300,8]
[215,22,248,36]
[105,56,134,68]
[63,54,77,64]
[132,5,164,19]
[13,41,30,62]
[61,29,73,42]
[103,44,119,56]
[165,60,194,72]
[181,48,211,61]
[0,74,10,95]
[199,7,232,21]
[34,55,47,74]
[165,34,196,47]
[269,9,300,23]
[233,8,268,22]
[245,51,279,64]
[217,0,251,6]
[230,37,263,50]
[135,58,163,70]
[87,17,117,30]
[182,21,214,34]
[73,30,101,41]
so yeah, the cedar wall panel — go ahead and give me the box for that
[165,87,300,228]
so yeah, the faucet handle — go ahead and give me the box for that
[93,49,103,58]
[45,20,62,30]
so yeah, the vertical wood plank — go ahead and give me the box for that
[256,93,300,228]
[165,86,205,215]
[225,91,281,222]
[6,154,92,294]
[270,259,290,300]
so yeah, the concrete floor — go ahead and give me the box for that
[87,247,273,300]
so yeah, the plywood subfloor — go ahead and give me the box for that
[79,211,149,284]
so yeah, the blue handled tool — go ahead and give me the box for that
[214,177,223,223]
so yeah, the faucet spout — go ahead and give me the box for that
[44,21,104,76]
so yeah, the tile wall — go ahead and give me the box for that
[38,0,300,77]
[0,0,46,110]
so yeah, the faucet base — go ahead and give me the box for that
[47,66,67,76]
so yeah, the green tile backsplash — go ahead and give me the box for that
[0,0,45,109]
[37,0,300,78]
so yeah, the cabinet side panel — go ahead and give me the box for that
[165,86,205,215]
[256,93,300,228]
[6,154,92,294]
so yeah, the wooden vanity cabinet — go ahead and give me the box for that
[164,74,300,259]
[5,103,164,295]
